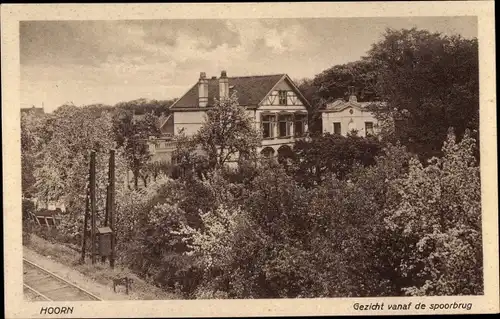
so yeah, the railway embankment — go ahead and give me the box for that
[23,234,180,300]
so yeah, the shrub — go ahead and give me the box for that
[384,129,482,295]
[170,131,482,298]
[291,133,383,187]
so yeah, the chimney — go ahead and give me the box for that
[348,86,357,103]
[198,72,208,107]
[219,70,229,99]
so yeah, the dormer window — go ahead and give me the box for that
[278,90,288,105]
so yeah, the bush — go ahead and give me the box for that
[169,131,481,298]
[383,129,482,295]
[291,133,383,187]
[55,129,479,299]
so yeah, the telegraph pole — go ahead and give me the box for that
[80,159,91,263]
[102,156,111,263]
[109,149,116,268]
[90,150,97,264]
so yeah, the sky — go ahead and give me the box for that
[20,17,477,112]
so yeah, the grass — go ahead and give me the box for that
[25,233,181,300]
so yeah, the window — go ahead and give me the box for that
[278,90,288,105]
[294,113,307,136]
[278,113,293,137]
[365,122,374,136]
[333,122,341,135]
[262,114,275,138]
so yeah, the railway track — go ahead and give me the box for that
[23,259,102,301]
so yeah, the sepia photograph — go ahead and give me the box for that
[2,2,498,318]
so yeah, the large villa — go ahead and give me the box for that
[149,70,311,162]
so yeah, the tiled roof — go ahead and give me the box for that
[171,74,286,109]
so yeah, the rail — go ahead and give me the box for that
[23,259,102,301]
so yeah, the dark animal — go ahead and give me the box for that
[113,276,133,295]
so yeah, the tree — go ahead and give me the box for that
[304,142,413,297]
[383,129,482,295]
[114,98,176,116]
[21,110,46,198]
[291,132,383,187]
[34,105,113,206]
[312,60,380,103]
[32,104,127,242]
[366,28,479,160]
[175,162,318,298]
[112,175,200,287]
[111,130,481,298]
[192,92,261,169]
[113,109,161,189]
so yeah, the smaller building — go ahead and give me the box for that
[320,90,385,137]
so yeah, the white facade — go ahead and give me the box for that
[173,111,206,136]
[321,95,382,137]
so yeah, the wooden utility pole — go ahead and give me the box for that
[102,166,110,263]
[102,149,113,263]
[80,159,92,263]
[109,149,116,268]
[101,179,109,264]
[104,182,110,227]
[90,150,97,264]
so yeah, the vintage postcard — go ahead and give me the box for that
[2,1,498,318]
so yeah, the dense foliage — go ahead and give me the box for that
[106,130,481,298]
[21,110,45,198]
[368,29,479,160]
[291,132,383,187]
[21,105,129,243]
[299,28,479,160]
[115,98,176,116]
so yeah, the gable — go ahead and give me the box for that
[259,76,311,108]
